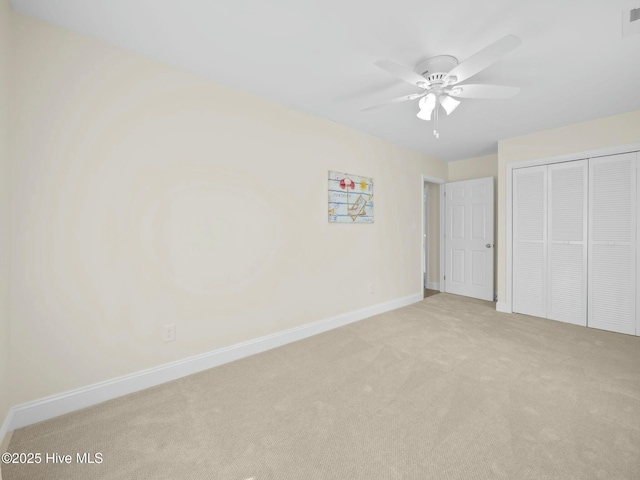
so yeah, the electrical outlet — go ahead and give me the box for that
[162,324,176,342]
[368,282,375,294]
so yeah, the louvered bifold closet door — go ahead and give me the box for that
[513,166,547,317]
[547,161,588,325]
[588,153,637,335]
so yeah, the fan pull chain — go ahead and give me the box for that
[433,105,440,139]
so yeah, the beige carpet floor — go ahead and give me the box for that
[423,288,440,299]
[3,293,640,479]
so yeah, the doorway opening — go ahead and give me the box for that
[422,177,445,298]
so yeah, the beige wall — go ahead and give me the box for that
[447,154,498,183]
[496,110,640,304]
[8,13,447,405]
[0,0,11,444]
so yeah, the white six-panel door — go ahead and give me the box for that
[547,160,588,326]
[444,177,494,301]
[588,153,637,335]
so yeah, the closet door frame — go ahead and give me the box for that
[504,142,640,318]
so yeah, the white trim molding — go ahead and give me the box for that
[440,184,445,292]
[421,174,446,296]
[427,282,440,290]
[0,292,423,435]
[0,413,12,449]
[496,301,511,313]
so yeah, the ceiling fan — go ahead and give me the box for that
[364,35,522,137]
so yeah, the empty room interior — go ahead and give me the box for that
[1,1,640,479]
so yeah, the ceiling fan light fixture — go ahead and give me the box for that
[365,34,522,134]
[438,94,460,115]
[417,93,436,121]
[416,110,431,121]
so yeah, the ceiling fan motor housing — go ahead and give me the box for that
[415,55,458,84]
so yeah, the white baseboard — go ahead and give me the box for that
[1,292,423,435]
[426,282,440,290]
[496,301,511,313]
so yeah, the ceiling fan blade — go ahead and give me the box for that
[361,92,426,112]
[444,34,521,85]
[374,60,429,87]
[447,84,520,99]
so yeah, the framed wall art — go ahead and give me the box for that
[328,171,374,223]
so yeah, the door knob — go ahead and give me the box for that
[486,244,493,248]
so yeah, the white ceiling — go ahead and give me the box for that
[11,0,640,162]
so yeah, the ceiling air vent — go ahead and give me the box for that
[623,7,640,37]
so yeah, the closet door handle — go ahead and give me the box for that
[486,244,493,248]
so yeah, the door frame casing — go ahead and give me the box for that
[421,175,446,293]
[424,182,429,288]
